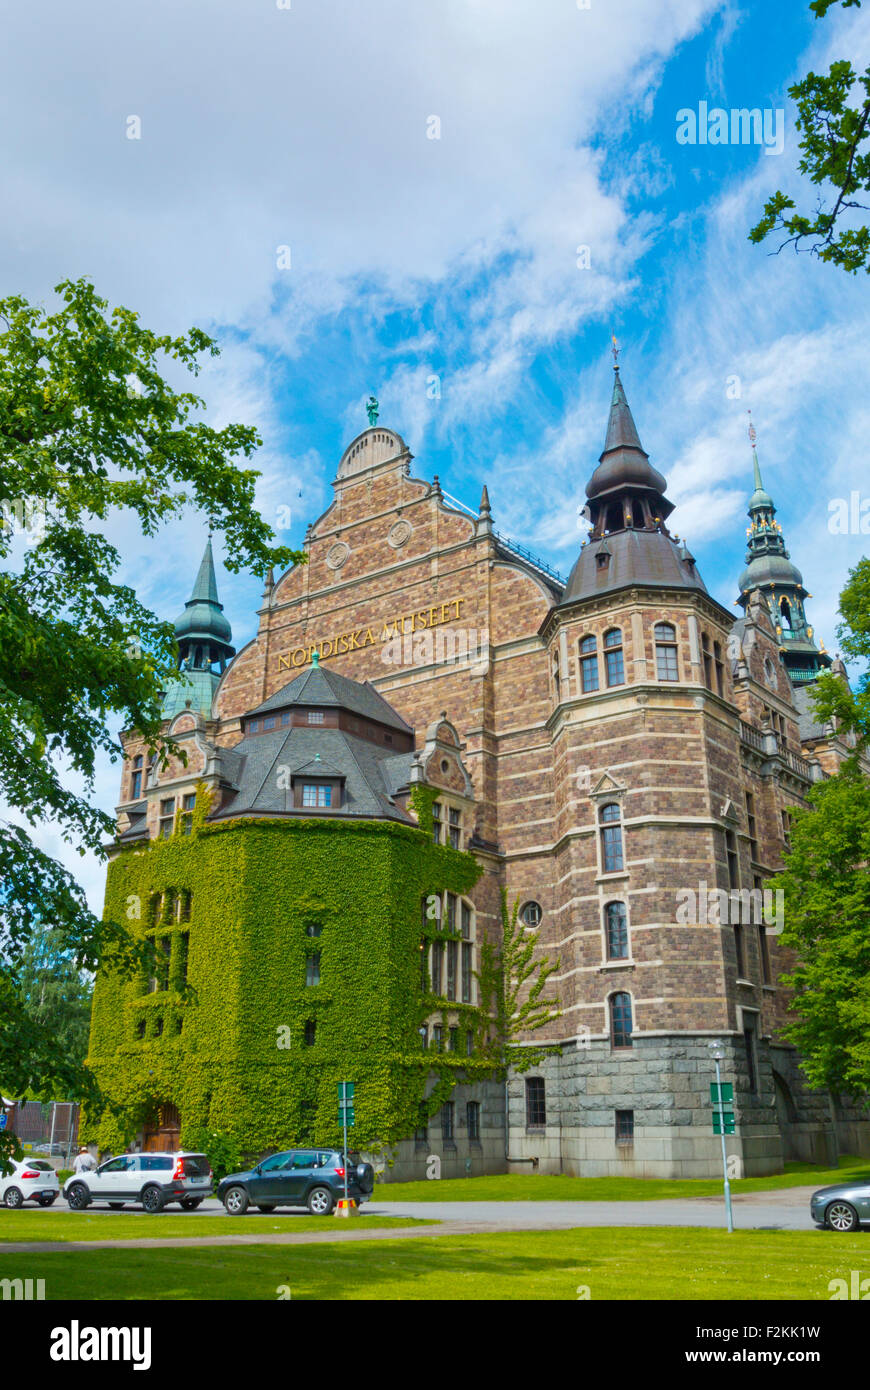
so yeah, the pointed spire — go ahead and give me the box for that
[190,536,220,605]
[262,566,275,604]
[479,483,491,516]
[477,481,493,537]
[603,365,647,459]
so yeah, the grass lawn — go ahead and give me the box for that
[0,1210,429,1243]
[0,1226,863,1300]
[374,1155,870,1202]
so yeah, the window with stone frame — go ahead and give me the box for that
[615,1109,634,1143]
[158,797,176,838]
[605,901,629,960]
[525,1076,546,1128]
[130,754,144,800]
[599,803,624,873]
[466,1101,481,1141]
[448,807,462,849]
[603,628,625,687]
[180,791,196,835]
[432,801,443,844]
[580,634,599,693]
[654,622,679,681]
[756,876,772,984]
[441,1101,455,1141]
[713,640,724,695]
[701,631,713,689]
[610,991,633,1049]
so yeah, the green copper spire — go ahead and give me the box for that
[736,415,830,687]
[162,536,236,719]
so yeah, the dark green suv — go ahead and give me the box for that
[218,1149,375,1216]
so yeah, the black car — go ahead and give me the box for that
[218,1149,374,1215]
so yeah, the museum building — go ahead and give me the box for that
[88,360,870,1177]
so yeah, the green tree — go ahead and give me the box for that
[16,927,93,1070]
[0,278,304,1167]
[776,767,870,1095]
[750,1,870,274]
[478,891,562,1076]
[809,557,870,755]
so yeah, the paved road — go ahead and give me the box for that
[1,1185,828,1248]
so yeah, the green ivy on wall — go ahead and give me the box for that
[84,790,489,1158]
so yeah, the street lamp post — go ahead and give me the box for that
[708,1039,734,1234]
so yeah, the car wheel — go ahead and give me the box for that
[307,1186,334,1216]
[66,1182,90,1210]
[826,1200,860,1233]
[108,1202,125,1209]
[4,1187,24,1209]
[180,1198,202,1210]
[141,1185,165,1214]
[223,1185,249,1216]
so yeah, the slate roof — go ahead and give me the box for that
[210,726,415,823]
[247,665,413,734]
[560,528,708,605]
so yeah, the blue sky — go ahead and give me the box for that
[2,0,869,909]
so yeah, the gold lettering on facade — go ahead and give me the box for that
[276,596,466,670]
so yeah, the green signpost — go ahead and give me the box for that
[338,1082,355,1207]
[710,1081,735,1135]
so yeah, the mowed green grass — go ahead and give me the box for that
[0,1210,429,1244]
[375,1155,870,1202]
[0,1227,863,1301]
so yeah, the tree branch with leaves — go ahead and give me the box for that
[477,891,562,1076]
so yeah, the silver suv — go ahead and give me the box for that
[64,1152,212,1214]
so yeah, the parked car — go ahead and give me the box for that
[1,1158,60,1208]
[63,1152,212,1214]
[810,1178,870,1232]
[218,1149,375,1216]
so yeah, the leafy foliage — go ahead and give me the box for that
[477,891,562,1076]
[775,767,870,1095]
[84,807,487,1157]
[750,3,870,273]
[809,557,870,756]
[0,278,303,1140]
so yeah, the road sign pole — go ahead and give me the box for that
[343,1094,349,1207]
[714,1058,734,1234]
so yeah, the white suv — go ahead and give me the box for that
[64,1152,212,1214]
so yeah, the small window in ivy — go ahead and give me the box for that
[465,1029,474,1057]
[449,1026,458,1052]
[177,932,189,988]
[432,802,442,844]
[180,792,196,836]
[154,1016,164,1038]
[304,1019,316,1046]
[158,798,175,838]
[305,951,321,987]
[305,923,323,938]
[432,1024,443,1052]
[135,1018,146,1040]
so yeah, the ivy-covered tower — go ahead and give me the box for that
[161,537,236,719]
[736,427,831,687]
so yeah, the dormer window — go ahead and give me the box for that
[307,711,324,724]
[596,551,609,569]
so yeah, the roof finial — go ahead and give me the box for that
[611,333,620,371]
[311,649,320,668]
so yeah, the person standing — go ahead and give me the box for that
[73,1146,96,1174]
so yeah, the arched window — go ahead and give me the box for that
[610,992,633,1049]
[580,635,599,693]
[131,754,143,800]
[780,597,792,629]
[654,622,679,681]
[599,803,624,873]
[713,640,724,695]
[701,631,712,689]
[603,628,624,687]
[520,901,542,928]
[632,499,645,528]
[605,901,628,960]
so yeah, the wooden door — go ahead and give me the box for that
[143,1103,181,1152]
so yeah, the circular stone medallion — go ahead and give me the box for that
[387,519,412,549]
[326,541,350,571]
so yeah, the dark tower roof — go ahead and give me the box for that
[248,659,414,734]
[560,360,706,606]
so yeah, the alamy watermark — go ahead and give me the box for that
[1,496,46,544]
[676,102,784,156]
[676,882,784,934]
